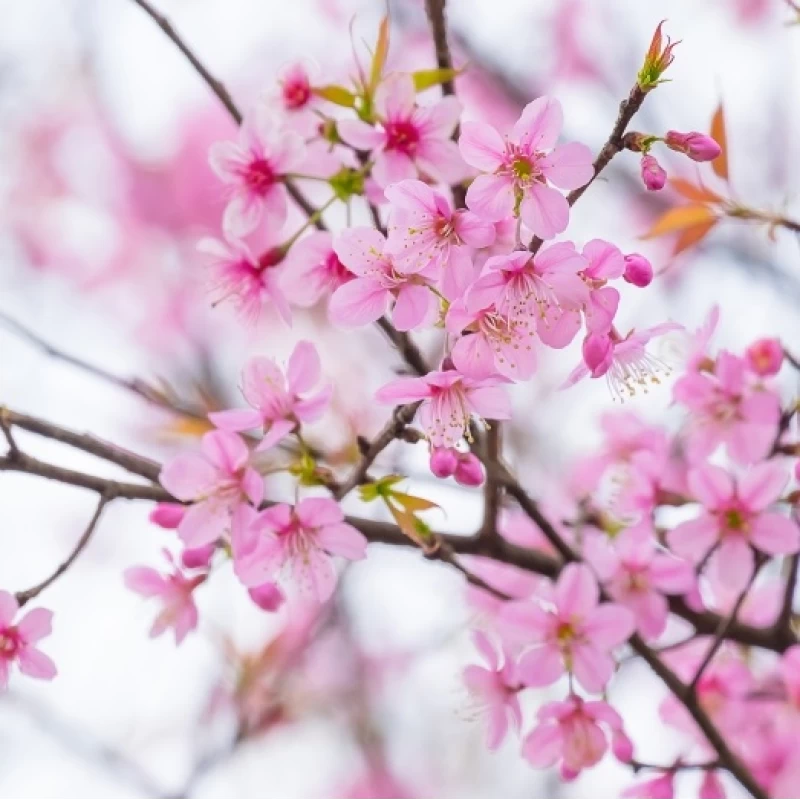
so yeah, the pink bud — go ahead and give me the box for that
[181,543,215,570]
[640,154,666,191]
[699,770,725,799]
[430,447,458,478]
[582,333,613,378]
[611,730,633,763]
[745,338,783,377]
[454,452,485,487]
[623,253,654,287]
[248,581,285,612]
[664,130,722,162]
[149,502,186,529]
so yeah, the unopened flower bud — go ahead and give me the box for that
[641,154,666,191]
[638,21,679,91]
[181,543,215,570]
[583,333,614,378]
[623,253,654,287]
[248,581,285,612]
[430,447,458,478]
[746,338,783,377]
[454,452,485,487]
[664,130,722,162]
[149,502,185,529]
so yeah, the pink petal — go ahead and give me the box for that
[485,705,510,751]
[464,271,506,313]
[223,192,263,237]
[173,602,199,645]
[667,516,719,563]
[208,140,248,182]
[392,284,436,331]
[627,591,669,640]
[241,356,284,409]
[517,644,565,687]
[712,538,754,594]
[373,150,416,188]
[337,118,384,150]
[737,461,788,512]
[124,567,168,597]
[458,121,505,172]
[455,212,495,249]
[296,497,343,527]
[293,547,337,603]
[649,555,695,594]
[241,468,264,506]
[571,643,615,693]
[384,179,438,215]
[688,464,735,509]
[159,453,218,501]
[201,430,249,475]
[255,418,296,452]
[329,278,390,327]
[466,386,512,420]
[540,142,594,189]
[583,239,625,279]
[0,591,19,627]
[465,174,515,221]
[750,512,800,555]
[208,408,264,432]
[520,184,569,240]
[178,501,230,548]
[582,603,635,648]
[500,601,553,642]
[538,307,582,348]
[17,647,57,681]
[522,722,563,768]
[471,630,500,671]
[512,96,563,152]
[0,660,9,691]
[452,333,497,379]
[555,563,598,617]
[16,608,53,644]
[376,74,416,119]
[375,376,433,404]
[315,522,368,560]
[287,341,321,395]
[333,227,388,276]
[418,95,462,138]
[416,139,467,185]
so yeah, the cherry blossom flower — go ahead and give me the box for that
[522,694,633,779]
[0,591,56,689]
[641,154,667,190]
[673,351,781,464]
[124,552,203,645]
[384,179,494,298]
[459,96,593,239]
[621,772,675,798]
[375,367,511,448]
[463,631,522,750]
[329,227,437,330]
[209,341,331,451]
[338,74,465,188]
[209,107,305,235]
[160,430,264,548]
[198,235,292,325]
[234,498,367,603]
[668,462,799,592]
[273,61,320,136]
[502,564,635,692]
[282,231,353,308]
[745,338,783,377]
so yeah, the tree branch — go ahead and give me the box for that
[374,317,430,376]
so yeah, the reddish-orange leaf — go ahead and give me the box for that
[710,103,729,182]
[641,204,717,239]
[672,218,718,255]
[669,177,723,205]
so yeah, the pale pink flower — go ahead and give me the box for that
[562,323,681,401]
[338,74,465,188]
[463,631,522,750]
[621,772,675,798]
[385,179,494,299]
[160,430,264,548]
[523,694,632,779]
[329,227,437,330]
[673,351,781,464]
[375,367,511,448]
[459,96,593,239]
[124,552,203,645]
[273,61,320,137]
[209,341,331,451]
[235,498,367,603]
[745,338,783,377]
[209,107,305,235]
[198,235,291,325]
[590,527,695,639]
[502,564,635,692]
[0,591,56,689]
[668,462,799,592]
[282,231,353,308]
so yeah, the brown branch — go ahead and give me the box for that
[423,0,455,95]
[478,423,502,542]
[15,494,110,606]
[375,317,430,376]
[777,551,799,636]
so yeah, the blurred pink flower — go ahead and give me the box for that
[0,592,56,689]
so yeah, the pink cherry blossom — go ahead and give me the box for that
[673,351,781,464]
[282,231,353,308]
[745,337,783,377]
[160,430,264,548]
[375,367,511,448]
[621,772,675,798]
[338,74,465,188]
[523,694,633,780]
[209,107,305,235]
[329,227,437,330]
[234,498,367,603]
[463,631,522,750]
[0,591,56,689]
[459,96,593,239]
[124,552,203,645]
[198,235,292,325]
[274,61,320,137]
[502,563,635,693]
[668,462,799,592]
[384,179,494,299]
[209,341,331,451]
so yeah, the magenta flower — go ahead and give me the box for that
[523,694,633,780]
[668,462,799,592]
[160,430,264,548]
[502,564,635,693]
[623,253,654,287]
[209,107,305,235]
[459,96,593,239]
[673,351,781,464]
[338,74,465,188]
[385,179,494,299]
[375,367,511,448]
[209,341,332,452]
[282,231,353,308]
[235,498,368,603]
[462,631,522,750]
[0,591,56,689]
[641,153,667,190]
[124,552,204,645]
[329,227,437,330]
[664,130,722,162]
[198,235,292,325]
[591,528,695,639]
[745,338,784,377]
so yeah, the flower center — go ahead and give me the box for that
[282,80,311,110]
[722,507,748,533]
[384,120,420,154]
[258,247,285,272]
[325,252,352,282]
[0,629,19,657]
[556,621,576,647]
[245,158,278,195]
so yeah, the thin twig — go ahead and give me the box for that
[478,423,502,542]
[374,317,430,376]
[776,551,799,636]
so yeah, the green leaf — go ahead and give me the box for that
[313,85,357,108]
[412,67,462,92]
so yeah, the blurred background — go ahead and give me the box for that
[1,0,799,796]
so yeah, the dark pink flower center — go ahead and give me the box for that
[719,505,749,535]
[0,627,20,658]
[245,158,278,196]
[325,252,352,283]
[258,247,285,272]
[384,120,420,154]
[282,80,311,110]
